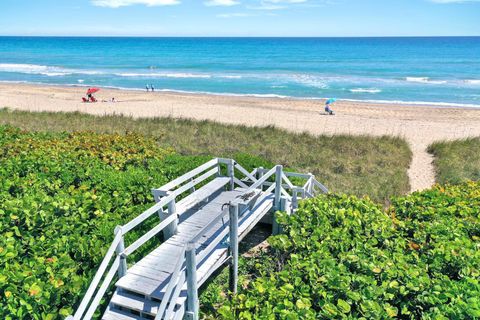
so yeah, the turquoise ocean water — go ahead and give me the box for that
[0,37,479,107]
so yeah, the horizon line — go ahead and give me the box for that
[1,35,479,38]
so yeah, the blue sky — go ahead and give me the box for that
[0,0,479,36]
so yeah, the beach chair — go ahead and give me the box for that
[90,96,98,103]
[82,97,88,103]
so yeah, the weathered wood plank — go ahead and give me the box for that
[128,265,173,282]
[176,177,230,215]
[102,308,146,320]
[110,291,160,316]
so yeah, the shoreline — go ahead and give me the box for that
[1,81,479,110]
[1,82,480,192]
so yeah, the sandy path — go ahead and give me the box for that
[1,83,480,192]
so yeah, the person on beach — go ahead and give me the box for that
[150,84,155,92]
[146,85,149,92]
[325,98,336,115]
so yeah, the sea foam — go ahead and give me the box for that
[405,77,447,84]
[0,63,102,77]
[350,88,382,93]
[117,72,212,79]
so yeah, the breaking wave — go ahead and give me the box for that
[350,88,382,93]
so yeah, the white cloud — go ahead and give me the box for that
[205,0,240,6]
[91,0,180,8]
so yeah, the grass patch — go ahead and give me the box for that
[0,108,412,201]
[428,138,480,184]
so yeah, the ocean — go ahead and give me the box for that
[0,36,479,107]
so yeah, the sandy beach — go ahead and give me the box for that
[1,83,479,192]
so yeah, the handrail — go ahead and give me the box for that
[71,232,122,320]
[122,193,174,234]
[165,271,186,319]
[233,177,249,189]
[257,168,312,179]
[242,166,277,194]
[83,256,121,320]
[167,167,218,200]
[122,213,177,257]
[312,179,329,194]
[234,163,258,183]
[155,246,187,320]
[281,172,294,190]
[156,158,218,193]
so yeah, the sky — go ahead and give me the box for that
[0,0,479,37]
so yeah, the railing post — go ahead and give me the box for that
[227,159,235,191]
[308,173,313,195]
[217,158,222,177]
[189,177,196,194]
[274,165,283,211]
[165,196,178,240]
[152,190,177,240]
[292,188,299,212]
[114,226,127,278]
[273,197,286,235]
[229,204,239,295]
[186,243,199,320]
[258,167,264,190]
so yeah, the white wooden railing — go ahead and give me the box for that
[67,158,327,320]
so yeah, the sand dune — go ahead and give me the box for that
[1,83,480,191]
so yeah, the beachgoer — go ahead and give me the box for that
[325,104,334,115]
[111,97,116,103]
[325,98,336,115]
[146,85,149,92]
[150,84,155,92]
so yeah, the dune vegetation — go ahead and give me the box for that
[0,116,477,319]
[0,108,411,202]
[428,138,480,184]
[201,181,480,319]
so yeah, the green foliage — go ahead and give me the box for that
[0,126,217,319]
[428,138,480,184]
[209,182,480,319]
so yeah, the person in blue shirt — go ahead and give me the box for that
[325,98,336,115]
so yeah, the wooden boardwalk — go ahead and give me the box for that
[67,158,328,320]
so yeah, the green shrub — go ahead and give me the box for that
[210,182,480,319]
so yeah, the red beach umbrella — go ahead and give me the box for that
[86,87,100,95]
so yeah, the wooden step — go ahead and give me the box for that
[102,308,148,320]
[110,291,160,317]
